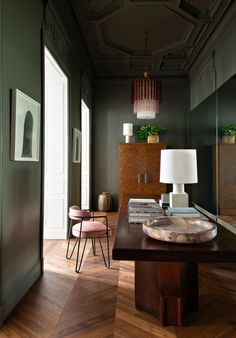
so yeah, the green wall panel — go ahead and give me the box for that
[92,78,189,210]
[0,0,3,310]
[0,0,43,323]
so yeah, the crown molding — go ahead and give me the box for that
[189,0,235,78]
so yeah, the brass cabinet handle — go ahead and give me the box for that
[144,173,148,184]
[137,173,141,183]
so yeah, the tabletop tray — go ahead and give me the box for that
[143,216,217,244]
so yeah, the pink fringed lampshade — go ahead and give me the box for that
[131,72,162,119]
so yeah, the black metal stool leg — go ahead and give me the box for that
[66,219,78,259]
[99,238,108,268]
[106,234,110,268]
[75,238,88,273]
[91,238,96,256]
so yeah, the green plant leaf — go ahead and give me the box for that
[219,124,236,136]
[137,124,167,141]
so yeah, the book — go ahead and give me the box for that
[128,198,163,223]
[129,206,162,212]
[128,199,161,210]
[129,212,162,217]
[128,198,157,205]
[169,214,208,220]
[128,213,163,223]
[167,207,199,215]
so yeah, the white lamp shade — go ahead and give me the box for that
[160,149,198,184]
[123,123,133,136]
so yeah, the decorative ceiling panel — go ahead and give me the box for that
[98,48,124,59]
[87,0,122,21]
[69,0,234,77]
[129,0,171,5]
[187,0,213,12]
[160,59,186,71]
[89,0,116,13]
[104,7,192,54]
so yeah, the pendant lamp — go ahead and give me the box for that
[131,72,162,120]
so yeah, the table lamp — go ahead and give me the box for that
[123,123,133,143]
[160,149,198,207]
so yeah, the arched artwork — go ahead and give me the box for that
[22,110,33,158]
[75,135,79,162]
[72,128,81,163]
[11,89,40,161]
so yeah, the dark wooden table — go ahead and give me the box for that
[112,200,236,326]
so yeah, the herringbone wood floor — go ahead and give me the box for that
[0,212,236,337]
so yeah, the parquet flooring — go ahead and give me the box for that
[0,212,235,337]
[114,261,236,338]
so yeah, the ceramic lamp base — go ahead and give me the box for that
[170,192,188,207]
[125,135,131,143]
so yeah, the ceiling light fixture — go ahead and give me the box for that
[131,31,162,119]
[131,72,162,119]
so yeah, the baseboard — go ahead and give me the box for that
[0,260,42,325]
[44,229,67,239]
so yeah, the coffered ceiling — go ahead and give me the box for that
[69,0,233,77]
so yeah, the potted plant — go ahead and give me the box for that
[219,124,236,144]
[137,124,167,143]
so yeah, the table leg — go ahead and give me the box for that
[135,261,198,326]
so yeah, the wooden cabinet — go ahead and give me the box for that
[118,143,166,203]
[218,144,236,215]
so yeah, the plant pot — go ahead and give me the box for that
[222,135,235,144]
[147,134,159,143]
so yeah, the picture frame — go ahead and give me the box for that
[72,128,81,163]
[11,89,41,161]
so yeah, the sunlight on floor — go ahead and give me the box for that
[43,239,92,279]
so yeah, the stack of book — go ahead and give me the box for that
[167,207,207,219]
[159,193,170,208]
[128,198,163,223]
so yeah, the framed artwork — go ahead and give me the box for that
[11,89,41,161]
[72,128,81,163]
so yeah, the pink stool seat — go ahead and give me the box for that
[72,221,112,238]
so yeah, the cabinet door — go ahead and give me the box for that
[218,144,236,215]
[139,144,166,195]
[119,143,166,200]
[119,144,143,196]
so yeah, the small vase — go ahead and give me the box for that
[222,135,235,144]
[147,134,159,143]
[98,192,112,211]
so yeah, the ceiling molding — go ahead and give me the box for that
[87,0,123,22]
[188,0,234,76]
[69,0,235,78]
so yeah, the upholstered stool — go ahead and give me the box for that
[66,206,111,272]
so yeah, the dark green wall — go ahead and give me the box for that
[0,0,3,312]
[0,0,43,323]
[0,0,94,323]
[45,0,93,208]
[189,92,217,215]
[92,78,189,210]
[189,74,236,218]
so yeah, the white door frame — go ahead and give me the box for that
[43,47,68,239]
[81,99,90,210]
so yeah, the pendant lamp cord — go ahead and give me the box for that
[144,30,149,74]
